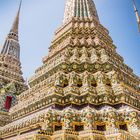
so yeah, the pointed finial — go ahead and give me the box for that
[132,0,140,32]
[132,0,137,11]
[10,0,22,34]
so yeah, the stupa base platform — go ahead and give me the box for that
[2,130,139,140]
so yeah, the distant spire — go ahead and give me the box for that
[0,0,22,58]
[10,0,22,35]
[132,0,140,32]
[63,0,99,24]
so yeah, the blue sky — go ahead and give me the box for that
[0,0,140,80]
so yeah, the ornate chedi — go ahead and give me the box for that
[0,1,27,93]
[0,0,140,140]
[0,0,27,135]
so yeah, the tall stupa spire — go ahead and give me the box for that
[0,0,22,58]
[10,0,22,34]
[132,0,140,32]
[63,0,99,24]
[0,0,27,93]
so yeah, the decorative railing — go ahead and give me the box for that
[79,129,104,135]
[53,130,79,135]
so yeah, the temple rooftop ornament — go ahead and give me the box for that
[132,0,140,32]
